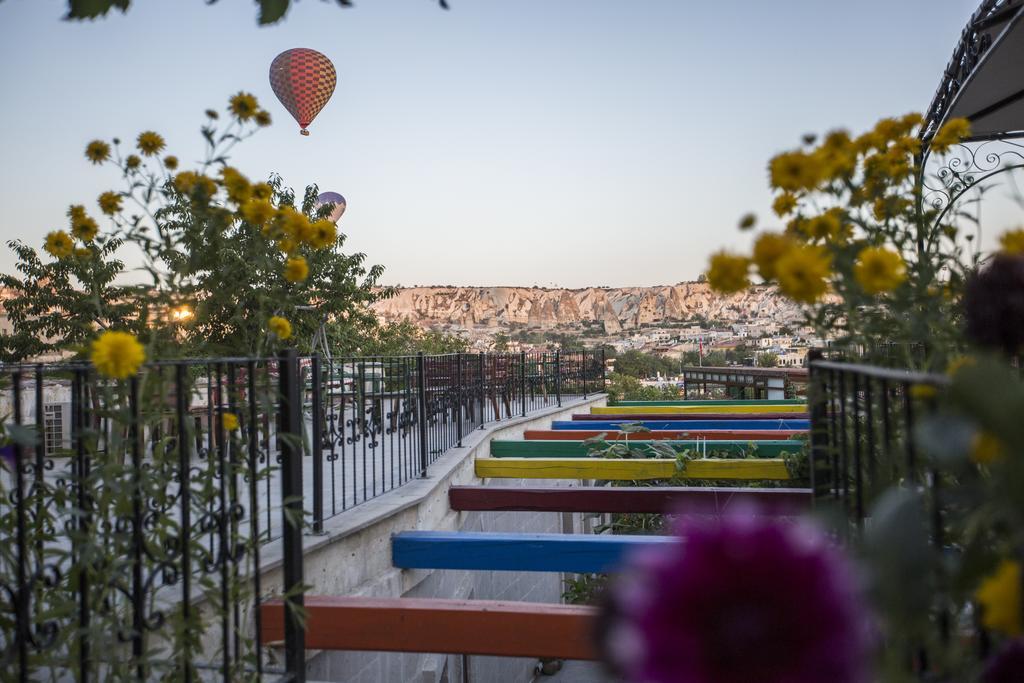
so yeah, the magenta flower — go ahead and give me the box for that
[984,639,1024,683]
[601,509,871,683]
[0,444,14,468]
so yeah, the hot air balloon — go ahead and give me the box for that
[316,192,347,222]
[269,48,336,136]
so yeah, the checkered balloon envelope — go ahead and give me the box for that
[269,48,337,136]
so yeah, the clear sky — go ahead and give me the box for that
[0,0,1007,288]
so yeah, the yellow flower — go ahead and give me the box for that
[971,431,1004,465]
[68,204,86,222]
[90,330,146,379]
[284,256,309,283]
[222,412,240,431]
[706,251,750,294]
[738,213,757,230]
[85,140,110,164]
[136,131,166,156]
[892,135,922,157]
[229,92,259,121]
[174,171,216,199]
[174,171,198,193]
[772,193,798,217]
[775,244,831,304]
[930,118,971,154]
[768,151,822,192]
[220,166,251,204]
[946,355,976,377]
[98,191,122,216]
[255,110,272,127]
[163,155,179,171]
[752,232,794,281]
[854,246,906,294]
[976,560,1022,636]
[880,147,912,182]
[125,154,141,170]
[804,210,843,242]
[279,206,312,243]
[240,199,275,227]
[908,383,938,400]
[873,117,902,142]
[900,112,924,132]
[277,237,298,254]
[44,231,74,259]
[268,315,292,340]
[72,215,98,242]
[74,247,92,259]
[814,131,857,181]
[999,228,1024,255]
[251,182,273,201]
[854,131,886,154]
[308,220,337,249]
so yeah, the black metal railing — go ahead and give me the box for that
[806,350,965,672]
[0,351,307,682]
[304,350,604,530]
[807,350,948,535]
[0,347,605,680]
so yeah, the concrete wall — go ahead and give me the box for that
[254,394,607,683]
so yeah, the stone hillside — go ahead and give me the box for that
[370,284,804,333]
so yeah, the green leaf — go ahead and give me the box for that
[258,0,290,24]
[914,412,973,470]
[5,423,38,448]
[65,0,130,20]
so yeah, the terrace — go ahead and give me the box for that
[5,0,1024,681]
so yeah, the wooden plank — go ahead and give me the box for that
[573,412,809,421]
[392,530,676,573]
[449,485,813,514]
[523,429,806,441]
[490,439,805,459]
[475,457,792,480]
[260,596,599,660]
[551,419,810,431]
[616,399,804,406]
[591,404,806,415]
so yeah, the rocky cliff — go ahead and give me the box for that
[370,284,804,333]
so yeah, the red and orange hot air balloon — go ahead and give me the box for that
[269,48,336,136]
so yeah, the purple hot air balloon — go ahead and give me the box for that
[316,191,347,223]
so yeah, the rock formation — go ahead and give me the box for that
[370,283,804,333]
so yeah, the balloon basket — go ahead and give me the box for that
[300,129,310,136]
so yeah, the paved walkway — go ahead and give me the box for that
[538,660,620,682]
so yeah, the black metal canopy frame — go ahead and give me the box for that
[919,0,1024,228]
[922,0,1024,145]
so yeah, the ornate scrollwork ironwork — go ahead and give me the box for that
[923,139,1024,227]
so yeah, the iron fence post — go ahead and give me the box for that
[601,347,606,389]
[807,349,828,505]
[278,349,307,681]
[555,350,562,407]
[520,351,527,417]
[456,353,464,447]
[417,352,429,477]
[478,352,485,429]
[311,354,324,534]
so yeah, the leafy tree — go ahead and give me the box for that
[0,95,388,361]
[613,350,677,378]
[606,372,681,404]
[757,352,780,367]
[0,238,142,362]
[355,319,469,355]
[492,332,511,352]
[63,0,448,25]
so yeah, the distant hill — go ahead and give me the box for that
[370,283,805,333]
